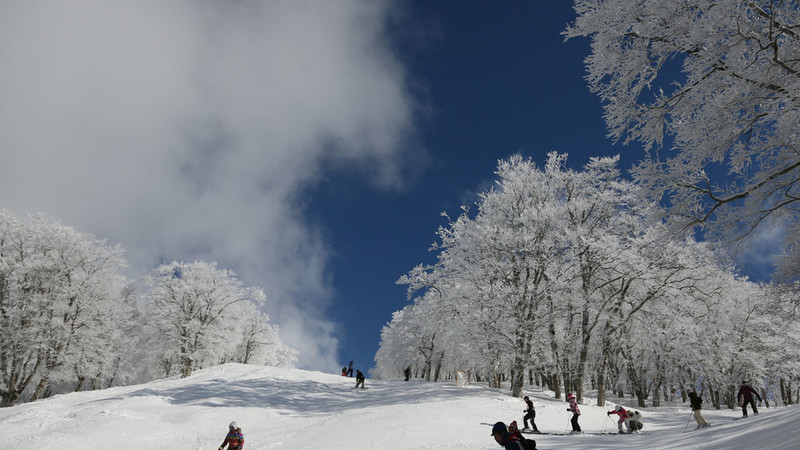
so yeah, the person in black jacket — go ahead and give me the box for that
[688,390,709,428]
[522,396,538,433]
[355,370,365,389]
[737,382,762,417]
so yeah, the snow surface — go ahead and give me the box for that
[2,363,799,449]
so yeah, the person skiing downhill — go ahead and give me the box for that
[737,382,762,417]
[219,421,244,450]
[688,390,709,428]
[522,396,538,433]
[566,392,581,433]
[607,405,629,433]
[355,370,365,389]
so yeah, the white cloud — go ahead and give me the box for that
[0,0,419,370]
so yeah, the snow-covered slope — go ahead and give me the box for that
[1,364,798,449]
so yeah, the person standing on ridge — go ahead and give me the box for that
[737,381,762,417]
[219,421,244,450]
[688,390,709,428]
[566,392,581,433]
[607,405,629,433]
[404,365,411,381]
[522,396,538,433]
[347,360,354,377]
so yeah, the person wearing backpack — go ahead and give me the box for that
[219,421,244,450]
[522,396,538,433]
[688,390,709,428]
[490,421,536,450]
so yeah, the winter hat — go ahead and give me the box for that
[229,421,239,429]
[567,392,574,399]
[491,421,507,435]
[523,396,529,400]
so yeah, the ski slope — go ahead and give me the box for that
[1,363,798,449]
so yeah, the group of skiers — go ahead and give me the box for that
[490,381,765,448]
[341,360,366,389]
[217,379,764,449]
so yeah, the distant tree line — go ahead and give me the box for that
[0,210,296,407]
[374,154,800,410]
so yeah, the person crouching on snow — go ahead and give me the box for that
[219,421,244,450]
[607,405,629,433]
[626,409,643,432]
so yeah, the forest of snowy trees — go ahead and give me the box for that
[0,210,296,407]
[375,154,800,409]
[376,0,800,410]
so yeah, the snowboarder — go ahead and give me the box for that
[347,360,354,377]
[687,390,709,428]
[341,366,348,376]
[522,396,538,433]
[355,369,365,389]
[566,392,581,433]
[490,421,525,449]
[219,421,244,450]
[404,365,411,381]
[625,409,644,432]
[607,405,629,433]
[737,382,762,417]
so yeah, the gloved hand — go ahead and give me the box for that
[566,408,571,411]
[607,412,611,415]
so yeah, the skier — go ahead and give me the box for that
[489,421,525,450]
[522,396,538,433]
[347,360,354,377]
[219,421,244,450]
[404,365,411,381]
[566,392,581,433]
[737,381,762,417]
[687,390,709,428]
[355,369,365,389]
[625,409,644,432]
[607,405,629,433]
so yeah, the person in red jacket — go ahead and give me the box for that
[490,421,525,450]
[607,405,629,433]
[737,382,762,418]
[219,421,244,450]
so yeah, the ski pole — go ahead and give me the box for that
[683,411,693,433]
[601,414,611,433]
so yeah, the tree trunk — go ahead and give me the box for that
[596,352,608,407]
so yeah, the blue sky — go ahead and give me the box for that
[313,2,648,373]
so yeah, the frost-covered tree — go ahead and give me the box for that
[566,0,800,281]
[141,260,294,378]
[0,211,131,406]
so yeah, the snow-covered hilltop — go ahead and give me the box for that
[1,363,798,449]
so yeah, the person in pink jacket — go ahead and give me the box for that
[566,392,581,433]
